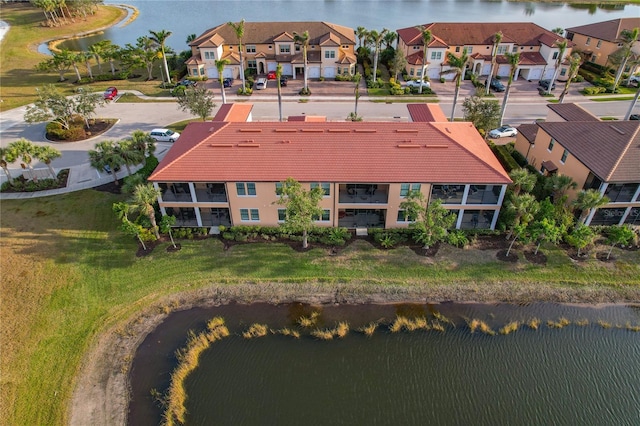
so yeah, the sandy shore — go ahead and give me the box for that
[68,281,640,425]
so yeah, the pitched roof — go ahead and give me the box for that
[547,103,600,122]
[566,18,640,42]
[398,22,567,48]
[537,121,640,182]
[517,124,539,143]
[212,104,254,122]
[407,104,449,123]
[149,118,510,184]
[287,115,327,122]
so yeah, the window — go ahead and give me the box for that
[431,185,464,204]
[586,37,591,46]
[416,69,422,76]
[236,182,256,196]
[560,68,567,76]
[400,183,421,197]
[413,46,420,50]
[204,51,211,59]
[605,183,639,203]
[191,68,198,76]
[313,210,331,221]
[397,210,409,222]
[552,52,558,60]
[455,46,460,53]
[275,182,283,195]
[280,44,291,54]
[596,40,602,49]
[278,208,286,221]
[463,46,473,54]
[325,50,336,59]
[246,45,256,53]
[548,139,555,151]
[337,67,341,75]
[430,51,442,60]
[269,45,273,50]
[200,68,205,76]
[240,208,260,221]
[247,60,257,69]
[409,69,414,76]
[561,149,568,163]
[512,46,518,53]
[497,45,507,55]
[467,185,501,205]
[311,182,331,196]
[296,45,301,52]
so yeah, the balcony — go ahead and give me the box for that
[338,184,389,204]
[338,209,386,228]
[194,183,228,203]
[165,207,198,227]
[159,183,192,202]
[200,208,231,227]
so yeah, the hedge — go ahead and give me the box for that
[489,143,520,172]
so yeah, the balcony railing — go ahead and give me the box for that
[338,184,389,204]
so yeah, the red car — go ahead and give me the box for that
[267,71,277,80]
[103,86,118,101]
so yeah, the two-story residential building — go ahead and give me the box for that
[148,104,511,232]
[514,103,640,226]
[396,23,573,82]
[565,18,640,74]
[185,21,357,80]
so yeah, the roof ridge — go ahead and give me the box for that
[606,124,640,181]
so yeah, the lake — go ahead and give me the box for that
[54,1,640,53]
[128,302,640,425]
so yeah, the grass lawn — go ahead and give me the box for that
[0,3,171,112]
[1,191,639,425]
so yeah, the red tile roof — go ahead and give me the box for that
[408,104,449,123]
[149,118,511,185]
[566,18,640,42]
[213,104,254,122]
[287,115,327,122]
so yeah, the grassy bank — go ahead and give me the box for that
[0,3,167,112]
[1,190,639,425]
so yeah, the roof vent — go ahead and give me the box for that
[354,129,377,133]
[425,144,448,148]
[238,143,260,147]
[397,144,421,148]
[209,143,234,147]
[239,128,262,133]
[327,129,350,133]
[300,129,324,133]
[395,129,419,133]
[609,124,625,135]
[274,128,297,133]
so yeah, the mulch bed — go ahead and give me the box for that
[472,234,511,250]
[524,250,547,265]
[496,249,519,262]
[47,119,116,142]
[596,252,615,262]
[93,179,124,194]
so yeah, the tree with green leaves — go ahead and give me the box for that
[228,19,247,93]
[529,217,564,255]
[367,28,388,83]
[159,214,178,249]
[215,58,230,104]
[34,145,62,179]
[176,85,216,121]
[352,72,362,120]
[276,63,283,122]
[573,189,609,224]
[611,27,639,92]
[121,36,158,81]
[548,39,568,95]
[356,26,368,48]
[276,177,324,249]
[36,49,74,82]
[505,193,539,240]
[97,40,121,76]
[485,31,503,95]
[400,191,456,250]
[89,140,124,185]
[7,139,38,181]
[605,225,635,260]
[509,168,536,197]
[113,202,154,250]
[441,51,469,121]
[383,31,397,50]
[566,223,595,257]
[149,29,173,85]
[130,183,163,240]
[80,50,94,80]
[0,147,17,185]
[293,30,311,94]
[559,53,582,104]
[74,87,105,128]
[544,173,576,204]
[115,139,145,176]
[499,52,520,125]
[415,26,432,94]
[462,95,500,137]
[25,85,75,130]
[552,27,564,36]
[70,51,84,81]
[389,48,408,81]
[127,130,156,157]
[88,42,105,74]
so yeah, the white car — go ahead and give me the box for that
[405,80,430,89]
[150,128,180,142]
[488,125,518,138]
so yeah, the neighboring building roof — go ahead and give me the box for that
[517,124,539,143]
[407,104,448,123]
[547,103,600,122]
[566,18,640,42]
[287,115,327,122]
[212,104,254,122]
[541,160,558,173]
[149,117,511,184]
[398,22,568,48]
[537,121,640,182]
[518,51,547,66]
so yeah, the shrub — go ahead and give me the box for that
[446,230,469,248]
[511,149,527,167]
[318,76,325,82]
[581,86,606,95]
[335,74,352,82]
[489,143,519,172]
[299,87,311,96]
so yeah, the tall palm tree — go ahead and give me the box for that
[186,33,197,44]
[508,168,536,196]
[228,19,246,93]
[547,39,568,95]
[99,41,121,77]
[69,51,83,82]
[624,87,640,120]
[128,130,156,157]
[8,139,37,181]
[81,50,94,80]
[499,52,520,125]
[115,139,145,176]
[368,28,388,83]
[149,29,173,85]
[356,26,367,48]
[545,173,577,203]
[415,26,432,94]
[293,30,310,94]
[276,63,283,122]
[612,27,639,92]
[485,31,503,95]
[383,31,397,50]
[131,183,163,240]
[559,53,582,103]
[88,42,104,74]
[34,145,61,179]
[573,189,609,224]
[440,51,469,122]
[89,140,124,186]
[0,147,17,185]
[215,58,230,104]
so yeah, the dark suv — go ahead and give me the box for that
[485,77,505,92]
[223,78,234,88]
[538,79,556,91]
[279,76,288,87]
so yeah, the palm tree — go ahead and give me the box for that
[547,39,568,95]
[612,27,639,92]
[99,41,121,77]
[368,28,388,83]
[624,87,640,120]
[215,58,230,104]
[552,27,564,36]
[499,52,520,125]
[545,174,577,203]
[415,26,432,94]
[559,53,582,103]
[115,139,145,176]
[276,63,283,122]
[228,19,246,93]
[88,42,104,74]
[573,189,609,224]
[186,33,197,44]
[485,31,503,95]
[8,139,37,181]
[356,26,368,48]
[508,168,536,196]
[89,140,124,186]
[353,72,362,118]
[34,145,61,179]
[70,51,83,82]
[149,29,173,85]
[128,130,156,157]
[440,51,469,121]
[293,30,310,94]
[383,31,396,50]
[131,183,163,240]
[81,51,94,80]
[0,147,17,185]
[505,193,539,255]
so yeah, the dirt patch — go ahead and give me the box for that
[93,179,123,194]
[524,250,547,265]
[497,249,519,262]
[166,243,182,253]
[596,252,615,262]
[471,234,510,250]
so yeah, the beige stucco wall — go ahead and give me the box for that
[569,33,616,66]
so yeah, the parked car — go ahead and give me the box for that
[103,164,121,174]
[630,114,639,121]
[267,71,277,80]
[279,76,288,87]
[405,80,430,89]
[177,79,197,88]
[223,78,234,88]
[488,125,518,138]
[255,78,268,90]
[150,128,180,142]
[485,77,505,92]
[103,87,118,101]
[624,75,639,86]
[538,79,556,91]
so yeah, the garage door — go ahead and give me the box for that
[324,67,336,78]
[308,66,321,78]
[428,67,440,80]
[281,63,293,76]
[267,62,277,72]
[481,63,492,76]
[223,68,233,78]
[207,68,219,79]
[497,65,511,77]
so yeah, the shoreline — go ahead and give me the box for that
[69,281,640,425]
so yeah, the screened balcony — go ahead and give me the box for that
[338,184,389,204]
[194,183,228,203]
[158,182,192,202]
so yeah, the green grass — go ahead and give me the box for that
[590,96,636,102]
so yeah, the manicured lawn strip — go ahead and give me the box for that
[590,95,635,102]
[2,191,639,425]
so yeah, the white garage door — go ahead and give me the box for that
[267,62,277,72]
[281,63,293,76]
[308,66,321,78]
[497,65,511,77]
[481,63,492,76]
[207,68,219,79]
[324,67,336,78]
[528,68,542,80]
[428,67,440,80]
[223,68,233,78]
[543,68,556,80]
